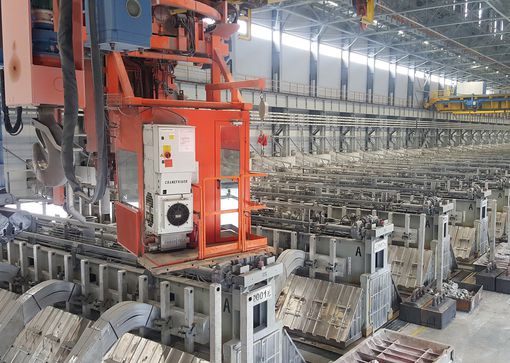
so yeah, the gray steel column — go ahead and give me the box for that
[436,215,447,292]
[388,53,396,106]
[117,270,127,302]
[240,290,253,363]
[329,238,337,282]
[367,55,374,103]
[310,39,318,97]
[99,264,108,304]
[340,48,348,100]
[417,214,426,287]
[407,69,415,107]
[490,199,498,262]
[33,244,42,283]
[138,275,149,337]
[184,286,195,353]
[209,283,222,363]
[81,259,90,316]
[271,10,281,93]
[160,281,172,346]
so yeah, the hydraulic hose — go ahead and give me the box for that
[57,0,81,192]
[86,0,108,203]
[58,0,108,203]
[0,70,23,136]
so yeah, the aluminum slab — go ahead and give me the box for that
[0,289,18,319]
[450,225,476,261]
[388,245,433,290]
[277,274,362,346]
[102,333,208,363]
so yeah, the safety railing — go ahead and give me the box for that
[192,172,267,259]
[173,64,418,108]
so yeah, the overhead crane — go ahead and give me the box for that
[425,91,510,115]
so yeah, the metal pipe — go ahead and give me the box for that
[152,0,222,21]
[66,184,87,223]
[490,199,497,262]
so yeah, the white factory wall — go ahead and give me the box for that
[233,36,272,79]
[395,72,408,101]
[347,61,367,95]
[280,44,310,92]
[317,53,341,93]
[230,32,444,109]
[413,77,426,106]
[373,67,389,99]
[430,81,439,93]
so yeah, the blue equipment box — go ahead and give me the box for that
[86,0,152,51]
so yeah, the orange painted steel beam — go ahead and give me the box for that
[212,48,243,102]
[205,78,265,91]
[111,53,135,98]
[128,51,213,64]
[152,0,222,21]
[124,97,252,110]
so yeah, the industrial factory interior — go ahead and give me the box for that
[1,0,510,362]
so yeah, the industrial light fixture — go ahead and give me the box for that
[423,40,429,45]
[398,30,404,36]
[325,0,338,7]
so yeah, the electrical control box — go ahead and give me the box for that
[143,125,198,251]
[86,0,152,51]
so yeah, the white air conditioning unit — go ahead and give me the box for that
[143,124,198,251]
[149,194,193,235]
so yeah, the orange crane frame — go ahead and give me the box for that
[1,0,268,269]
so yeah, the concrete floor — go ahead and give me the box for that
[400,290,510,363]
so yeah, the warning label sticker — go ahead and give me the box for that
[179,129,194,152]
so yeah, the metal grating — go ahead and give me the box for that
[362,268,393,331]
[253,328,280,363]
[388,245,433,290]
[103,333,208,363]
[2,306,90,363]
[334,329,454,363]
[277,274,362,346]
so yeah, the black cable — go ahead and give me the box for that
[87,0,108,203]
[0,70,23,136]
[58,0,81,192]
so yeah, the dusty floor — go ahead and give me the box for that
[400,290,510,363]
